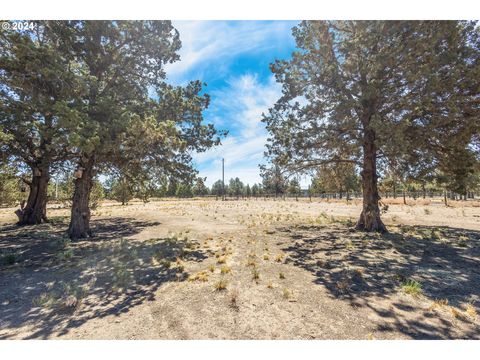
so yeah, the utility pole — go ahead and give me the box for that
[222,158,225,201]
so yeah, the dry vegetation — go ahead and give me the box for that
[0,198,479,339]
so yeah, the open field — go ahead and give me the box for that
[1,198,480,339]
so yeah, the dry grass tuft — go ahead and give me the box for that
[220,265,232,274]
[214,278,228,291]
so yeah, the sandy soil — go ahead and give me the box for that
[0,198,479,339]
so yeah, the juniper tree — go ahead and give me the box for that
[0,23,81,224]
[211,180,226,197]
[228,177,244,199]
[42,21,223,239]
[264,21,480,232]
[192,177,209,196]
[287,178,301,200]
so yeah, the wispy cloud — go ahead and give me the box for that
[166,21,299,187]
[166,20,296,84]
[194,73,282,186]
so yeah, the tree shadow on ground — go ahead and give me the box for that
[277,222,480,339]
[0,217,208,339]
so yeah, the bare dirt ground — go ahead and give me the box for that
[0,198,479,339]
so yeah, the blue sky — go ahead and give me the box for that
[164,21,300,187]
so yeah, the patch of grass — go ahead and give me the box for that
[246,258,257,267]
[32,292,55,308]
[159,259,171,268]
[229,288,239,310]
[335,278,351,293]
[188,271,209,282]
[0,249,19,265]
[56,248,74,262]
[267,281,273,289]
[208,264,215,273]
[458,235,469,247]
[112,261,133,291]
[274,254,284,263]
[279,272,285,279]
[401,279,422,296]
[263,254,269,261]
[465,303,477,319]
[450,306,463,319]
[214,278,228,291]
[282,288,291,299]
[345,240,355,250]
[252,268,260,281]
[428,298,449,311]
[217,256,227,264]
[220,265,231,274]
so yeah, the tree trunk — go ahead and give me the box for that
[17,166,50,225]
[356,127,387,232]
[403,190,406,205]
[68,157,95,239]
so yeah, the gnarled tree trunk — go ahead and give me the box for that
[17,166,50,225]
[68,157,95,239]
[356,127,387,233]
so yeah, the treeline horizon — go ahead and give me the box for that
[3,168,478,208]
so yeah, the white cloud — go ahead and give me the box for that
[165,21,296,83]
[193,73,282,186]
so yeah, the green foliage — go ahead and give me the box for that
[228,177,244,198]
[401,279,422,296]
[263,21,480,229]
[192,177,209,196]
[211,180,226,197]
[175,183,193,198]
[107,176,133,205]
[287,178,302,198]
[0,164,24,206]
[311,163,360,197]
[261,165,286,196]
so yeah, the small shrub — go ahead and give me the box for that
[220,265,231,274]
[274,254,284,263]
[402,279,422,296]
[208,264,215,273]
[252,268,260,281]
[229,288,239,309]
[424,208,432,215]
[450,307,463,319]
[279,272,285,279]
[32,292,55,308]
[112,262,132,291]
[282,288,291,299]
[246,258,256,267]
[188,271,209,282]
[159,259,171,268]
[214,278,227,291]
[465,303,477,319]
[56,248,74,262]
[336,278,350,293]
[1,249,18,265]
[217,256,227,264]
[263,254,269,261]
